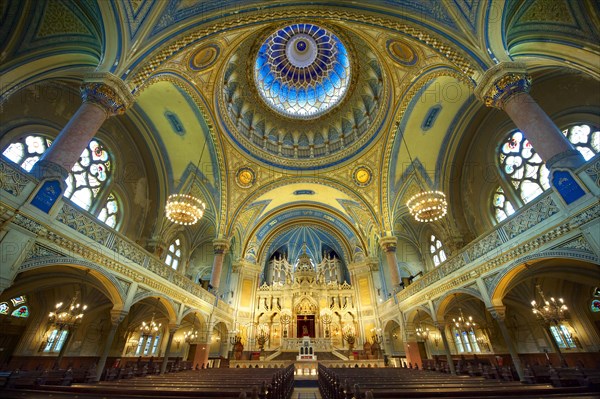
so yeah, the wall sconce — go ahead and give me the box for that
[175,337,181,350]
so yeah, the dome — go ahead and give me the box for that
[219,24,387,170]
[254,23,351,119]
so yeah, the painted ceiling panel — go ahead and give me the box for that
[251,183,355,219]
[135,81,216,187]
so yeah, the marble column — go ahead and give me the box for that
[160,324,179,374]
[379,236,400,289]
[32,72,134,181]
[435,322,456,375]
[95,309,128,381]
[209,238,230,292]
[475,62,585,170]
[487,306,525,381]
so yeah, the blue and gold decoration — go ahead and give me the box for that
[254,23,351,119]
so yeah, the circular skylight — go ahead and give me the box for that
[254,23,351,119]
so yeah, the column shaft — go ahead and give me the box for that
[37,103,108,177]
[380,237,400,288]
[32,74,133,180]
[488,307,525,381]
[160,328,177,374]
[209,238,230,291]
[475,62,584,170]
[437,325,456,375]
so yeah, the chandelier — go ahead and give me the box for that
[48,290,87,330]
[140,313,162,338]
[453,308,476,332]
[531,284,568,324]
[415,310,429,341]
[400,128,448,223]
[184,328,198,343]
[165,134,208,226]
[406,190,448,222]
[165,194,206,226]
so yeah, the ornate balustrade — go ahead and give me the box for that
[0,159,231,315]
[281,338,333,351]
[395,156,600,307]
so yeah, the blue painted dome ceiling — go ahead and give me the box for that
[218,22,388,170]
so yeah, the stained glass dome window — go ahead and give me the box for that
[254,23,351,119]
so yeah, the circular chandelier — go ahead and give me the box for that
[400,128,448,223]
[406,190,448,222]
[165,133,209,226]
[165,194,206,226]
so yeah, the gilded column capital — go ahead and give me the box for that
[475,62,531,109]
[81,72,134,116]
[487,305,507,321]
[213,237,231,254]
[379,236,398,253]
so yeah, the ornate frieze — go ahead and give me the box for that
[0,161,33,197]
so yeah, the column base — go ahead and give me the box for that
[30,160,69,181]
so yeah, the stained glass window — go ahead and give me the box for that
[563,124,599,161]
[98,193,120,228]
[2,135,120,228]
[430,235,446,267]
[591,299,600,312]
[0,302,9,315]
[499,131,549,204]
[453,329,464,353]
[492,186,515,222]
[549,325,577,349]
[495,124,598,221]
[11,305,29,318]
[165,238,182,270]
[254,23,351,119]
[64,139,111,210]
[10,295,26,306]
[2,135,52,171]
[43,329,68,353]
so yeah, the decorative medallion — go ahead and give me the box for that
[386,39,417,66]
[353,166,372,186]
[254,23,351,119]
[236,167,256,188]
[189,44,220,71]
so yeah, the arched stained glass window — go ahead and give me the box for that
[492,186,515,222]
[64,139,111,210]
[430,235,446,267]
[562,124,599,161]
[165,238,182,270]
[499,131,549,204]
[98,193,120,228]
[494,124,598,222]
[2,135,52,171]
[2,134,121,228]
